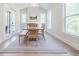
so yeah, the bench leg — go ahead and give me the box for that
[19,36,20,45]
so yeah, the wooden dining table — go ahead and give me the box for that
[19,26,44,41]
[23,27,44,30]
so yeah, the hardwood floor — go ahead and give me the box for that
[0,33,78,56]
[0,52,69,56]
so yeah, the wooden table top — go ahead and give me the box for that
[23,27,44,30]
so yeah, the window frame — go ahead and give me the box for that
[64,3,79,37]
[47,10,52,29]
[21,13,26,23]
[40,13,46,23]
[20,13,27,30]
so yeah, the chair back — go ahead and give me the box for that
[28,29,38,35]
[27,23,37,27]
[28,29,38,39]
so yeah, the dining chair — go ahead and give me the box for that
[38,23,45,40]
[27,29,39,42]
[27,23,38,27]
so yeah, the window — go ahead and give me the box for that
[5,11,11,33]
[47,10,52,29]
[11,13,16,32]
[40,13,46,23]
[65,4,79,35]
[21,13,27,29]
[5,11,16,33]
[21,14,26,23]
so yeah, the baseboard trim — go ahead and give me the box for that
[46,31,79,51]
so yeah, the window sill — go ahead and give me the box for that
[63,31,79,39]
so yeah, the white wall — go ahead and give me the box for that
[0,4,4,44]
[47,3,79,51]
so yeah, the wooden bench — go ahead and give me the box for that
[19,30,28,44]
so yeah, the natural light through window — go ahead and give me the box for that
[12,13,15,32]
[47,10,52,29]
[40,13,45,23]
[65,3,79,35]
[21,14,26,23]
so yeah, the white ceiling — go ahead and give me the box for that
[6,3,53,10]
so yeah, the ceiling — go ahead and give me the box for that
[6,3,53,10]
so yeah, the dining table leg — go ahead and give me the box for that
[19,35,20,45]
